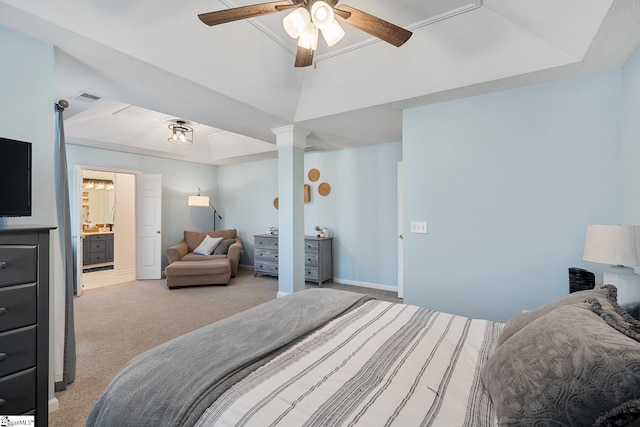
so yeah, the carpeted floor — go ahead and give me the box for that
[50,268,401,426]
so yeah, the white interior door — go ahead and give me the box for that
[136,174,162,279]
[397,161,404,299]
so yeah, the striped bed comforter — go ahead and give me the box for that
[196,300,504,427]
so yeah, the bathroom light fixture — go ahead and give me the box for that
[168,120,193,145]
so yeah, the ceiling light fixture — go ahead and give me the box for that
[283,7,310,38]
[168,120,193,145]
[283,0,344,54]
[198,1,412,68]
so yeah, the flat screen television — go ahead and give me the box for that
[0,137,32,217]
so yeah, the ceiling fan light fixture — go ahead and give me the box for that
[283,7,310,38]
[298,22,319,51]
[320,19,345,47]
[310,1,334,30]
[167,120,193,145]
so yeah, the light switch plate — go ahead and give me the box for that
[410,221,427,234]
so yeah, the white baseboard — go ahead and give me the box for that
[332,277,398,293]
[49,397,59,413]
[276,291,290,298]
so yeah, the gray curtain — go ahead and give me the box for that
[55,102,77,390]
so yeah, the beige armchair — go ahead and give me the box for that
[164,229,243,288]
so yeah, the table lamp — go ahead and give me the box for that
[583,224,640,306]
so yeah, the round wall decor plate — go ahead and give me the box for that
[318,182,331,196]
[308,168,320,182]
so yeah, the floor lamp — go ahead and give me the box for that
[583,224,640,306]
[188,187,222,230]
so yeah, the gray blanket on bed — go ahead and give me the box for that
[86,288,373,427]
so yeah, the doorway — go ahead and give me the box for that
[75,167,137,293]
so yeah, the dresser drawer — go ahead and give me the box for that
[254,236,278,250]
[0,284,37,333]
[0,245,37,288]
[255,249,278,263]
[0,326,36,377]
[254,262,278,276]
[0,367,36,415]
[305,253,318,266]
[305,267,319,281]
[304,240,318,254]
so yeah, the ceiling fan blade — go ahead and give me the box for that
[336,5,412,47]
[199,1,292,26]
[294,46,314,67]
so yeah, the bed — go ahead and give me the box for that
[86,286,640,427]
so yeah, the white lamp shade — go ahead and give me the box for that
[298,22,319,50]
[583,224,640,266]
[283,8,310,38]
[188,195,210,207]
[320,19,345,47]
[310,1,334,29]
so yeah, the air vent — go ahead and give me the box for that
[73,92,101,103]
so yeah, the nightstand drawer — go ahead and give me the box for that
[0,326,36,377]
[0,284,37,333]
[0,245,37,288]
[0,368,36,415]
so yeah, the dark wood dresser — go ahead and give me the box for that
[0,225,53,426]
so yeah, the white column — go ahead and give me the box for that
[272,125,309,297]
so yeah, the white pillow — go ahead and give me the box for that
[193,235,222,255]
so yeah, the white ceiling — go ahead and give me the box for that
[1,0,639,165]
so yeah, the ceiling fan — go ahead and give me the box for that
[198,0,412,67]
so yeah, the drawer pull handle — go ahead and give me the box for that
[0,353,6,362]
[0,261,6,269]
[0,308,7,316]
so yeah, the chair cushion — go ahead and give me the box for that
[193,235,222,255]
[184,229,237,252]
[213,239,236,255]
[165,259,230,277]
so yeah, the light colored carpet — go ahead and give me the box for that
[50,268,401,426]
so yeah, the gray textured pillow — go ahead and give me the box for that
[498,285,640,346]
[482,301,640,426]
[212,239,235,255]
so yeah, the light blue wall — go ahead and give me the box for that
[0,25,56,229]
[219,141,402,288]
[403,70,623,322]
[621,46,640,224]
[65,144,218,268]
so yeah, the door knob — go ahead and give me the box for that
[156,230,161,234]
[399,234,404,239]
